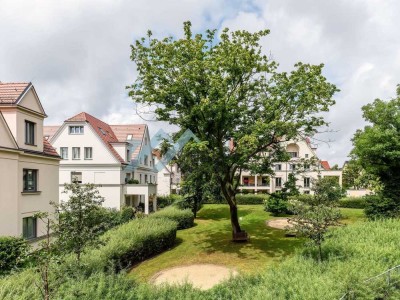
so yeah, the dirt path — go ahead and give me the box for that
[266,218,293,230]
[152,264,238,290]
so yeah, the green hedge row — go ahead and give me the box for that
[0,237,30,275]
[204,194,269,205]
[80,217,177,273]
[157,194,183,208]
[338,197,367,209]
[150,206,194,230]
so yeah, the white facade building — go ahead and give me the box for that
[44,112,157,214]
[239,138,342,194]
[0,82,60,239]
[153,150,182,196]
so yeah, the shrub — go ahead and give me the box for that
[119,206,136,223]
[157,194,183,208]
[205,194,268,205]
[150,207,194,230]
[290,194,314,204]
[0,237,30,275]
[338,197,367,209]
[80,217,177,274]
[364,194,400,219]
[264,193,289,216]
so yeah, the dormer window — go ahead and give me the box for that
[25,120,35,145]
[69,126,84,134]
[288,152,298,158]
[127,134,133,140]
[99,127,106,135]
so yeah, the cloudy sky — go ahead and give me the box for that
[1,0,399,166]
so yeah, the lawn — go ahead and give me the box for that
[129,204,364,282]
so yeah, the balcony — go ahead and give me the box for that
[124,183,157,214]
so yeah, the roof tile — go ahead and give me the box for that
[0,82,30,104]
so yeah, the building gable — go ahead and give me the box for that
[18,87,46,116]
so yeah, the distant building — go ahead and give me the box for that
[239,138,342,194]
[44,112,158,213]
[153,149,182,196]
[0,82,60,239]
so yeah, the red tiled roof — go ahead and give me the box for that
[43,138,60,157]
[43,125,60,140]
[320,160,331,170]
[0,82,31,104]
[66,112,126,163]
[110,124,146,158]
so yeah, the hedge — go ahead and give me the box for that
[0,237,30,275]
[79,217,177,274]
[157,194,183,208]
[204,194,269,205]
[150,207,194,230]
[338,197,367,209]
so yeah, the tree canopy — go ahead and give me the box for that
[129,21,338,236]
[351,85,400,216]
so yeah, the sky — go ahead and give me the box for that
[1,0,400,166]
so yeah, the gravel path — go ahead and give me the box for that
[266,218,293,230]
[152,264,238,290]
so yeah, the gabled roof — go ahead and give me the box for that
[110,124,146,158]
[0,82,30,104]
[43,125,60,140]
[320,160,331,170]
[66,112,126,164]
[43,138,59,157]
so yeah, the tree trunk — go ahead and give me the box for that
[229,203,242,235]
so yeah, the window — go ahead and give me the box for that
[71,171,82,183]
[72,147,80,159]
[25,121,35,145]
[275,177,282,187]
[127,134,133,140]
[288,152,298,158]
[304,177,310,188]
[69,126,84,134]
[304,164,310,171]
[145,174,148,183]
[144,155,148,165]
[99,127,106,135]
[305,154,309,158]
[23,169,37,192]
[261,177,269,186]
[60,147,68,159]
[84,147,92,159]
[126,149,130,162]
[23,217,37,239]
[304,190,310,194]
[290,164,296,171]
[275,164,282,171]
[139,174,142,184]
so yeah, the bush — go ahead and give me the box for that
[157,194,183,208]
[0,237,30,275]
[79,217,177,274]
[204,194,268,205]
[264,194,289,216]
[338,197,367,209]
[150,207,194,230]
[290,194,314,204]
[364,194,400,219]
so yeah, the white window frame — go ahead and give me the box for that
[60,147,68,159]
[69,126,84,134]
[84,147,93,160]
[72,147,80,160]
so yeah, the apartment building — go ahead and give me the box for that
[44,112,158,213]
[153,149,182,196]
[239,138,342,194]
[0,82,60,239]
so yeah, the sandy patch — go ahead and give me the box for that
[266,218,293,230]
[152,264,238,290]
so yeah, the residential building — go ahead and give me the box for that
[153,149,182,196]
[0,82,60,239]
[239,138,342,194]
[44,112,157,213]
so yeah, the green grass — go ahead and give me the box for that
[129,205,365,282]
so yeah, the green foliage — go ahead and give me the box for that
[364,194,400,219]
[351,85,400,217]
[342,159,378,190]
[150,206,194,230]
[157,194,183,208]
[338,197,367,209]
[126,178,139,184]
[205,194,268,205]
[79,217,177,274]
[265,193,289,216]
[289,177,342,261]
[54,183,105,262]
[0,237,30,275]
[290,194,314,204]
[129,21,338,233]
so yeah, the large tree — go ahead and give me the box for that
[351,85,400,216]
[129,22,338,236]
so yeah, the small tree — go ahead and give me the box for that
[53,182,105,262]
[289,177,342,261]
[266,173,299,216]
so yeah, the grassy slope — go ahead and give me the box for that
[130,204,364,282]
